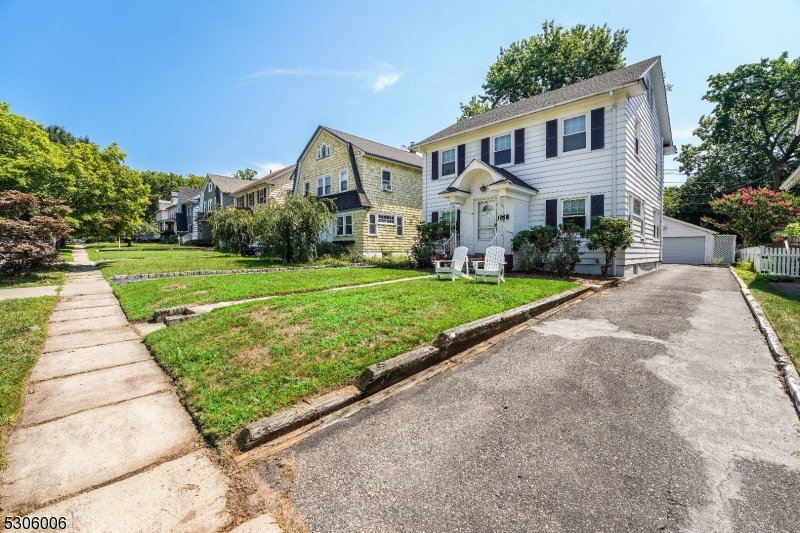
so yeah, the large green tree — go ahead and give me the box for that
[0,102,149,239]
[672,53,800,224]
[44,125,90,146]
[459,21,628,120]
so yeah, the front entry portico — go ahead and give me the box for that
[439,160,537,254]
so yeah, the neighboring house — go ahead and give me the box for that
[154,199,173,233]
[779,111,800,191]
[293,126,423,257]
[155,188,201,239]
[196,174,251,241]
[181,192,201,244]
[233,164,297,210]
[662,216,717,265]
[410,56,675,277]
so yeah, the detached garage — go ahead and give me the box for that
[662,216,716,264]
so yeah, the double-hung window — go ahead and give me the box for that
[304,182,310,195]
[562,198,586,229]
[396,215,404,236]
[258,188,266,204]
[381,169,393,192]
[563,115,587,152]
[635,120,641,155]
[441,148,456,176]
[317,175,331,196]
[493,134,512,165]
[247,192,255,206]
[236,196,244,208]
[339,169,348,192]
[336,214,353,237]
[368,213,377,236]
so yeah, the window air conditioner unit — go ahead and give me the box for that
[381,183,392,192]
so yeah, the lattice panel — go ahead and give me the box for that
[713,235,737,265]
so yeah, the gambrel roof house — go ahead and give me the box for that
[234,164,297,210]
[293,126,423,257]
[410,56,674,277]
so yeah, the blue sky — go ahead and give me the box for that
[1,0,798,186]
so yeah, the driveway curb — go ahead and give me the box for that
[730,267,800,416]
[235,279,618,452]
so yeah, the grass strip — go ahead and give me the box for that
[114,267,427,321]
[145,276,578,443]
[0,296,57,466]
[735,267,800,370]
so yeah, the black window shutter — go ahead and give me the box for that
[480,137,490,163]
[545,199,557,227]
[590,194,604,226]
[432,211,438,223]
[514,128,525,164]
[431,151,439,180]
[545,120,557,158]
[457,144,466,175]
[591,108,605,150]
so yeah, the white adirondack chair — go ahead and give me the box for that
[472,246,506,284]
[435,246,471,281]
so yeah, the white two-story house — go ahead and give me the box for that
[411,56,675,277]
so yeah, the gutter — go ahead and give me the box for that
[411,80,643,151]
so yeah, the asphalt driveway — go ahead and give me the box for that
[282,265,800,532]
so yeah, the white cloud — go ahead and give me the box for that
[372,72,402,92]
[252,161,291,176]
[241,62,405,92]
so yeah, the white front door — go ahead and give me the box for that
[476,200,496,254]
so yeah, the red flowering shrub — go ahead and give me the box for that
[0,190,71,276]
[702,187,800,246]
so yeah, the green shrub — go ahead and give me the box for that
[734,260,755,272]
[315,241,350,259]
[755,273,794,283]
[410,220,450,269]
[583,216,635,277]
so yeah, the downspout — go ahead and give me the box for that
[611,90,618,277]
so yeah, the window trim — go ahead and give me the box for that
[561,113,588,155]
[631,196,643,219]
[317,174,332,196]
[339,169,349,192]
[368,213,378,236]
[317,143,330,160]
[380,168,393,192]
[257,188,266,204]
[492,132,513,167]
[304,181,309,195]
[336,214,353,237]
[558,196,590,230]
[377,213,396,225]
[634,120,641,156]
[441,147,457,177]
[396,214,404,237]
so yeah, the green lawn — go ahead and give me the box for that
[114,267,428,321]
[735,267,800,370]
[0,265,67,290]
[145,277,578,443]
[0,296,58,466]
[94,254,286,278]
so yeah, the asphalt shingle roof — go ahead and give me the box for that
[326,190,373,211]
[177,187,201,204]
[207,174,251,194]
[236,165,297,193]
[415,57,660,148]
[323,127,423,168]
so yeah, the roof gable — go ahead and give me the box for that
[206,174,251,194]
[296,126,422,170]
[414,57,668,148]
[234,165,297,195]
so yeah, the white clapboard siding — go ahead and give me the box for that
[421,81,664,272]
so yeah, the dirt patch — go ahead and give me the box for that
[219,443,309,533]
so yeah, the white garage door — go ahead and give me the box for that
[663,237,706,264]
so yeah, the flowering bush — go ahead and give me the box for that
[0,190,71,276]
[702,187,800,247]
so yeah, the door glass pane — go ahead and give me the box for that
[477,202,495,240]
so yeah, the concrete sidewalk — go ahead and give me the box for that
[0,285,59,300]
[0,246,280,532]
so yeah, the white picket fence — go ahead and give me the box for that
[737,246,800,277]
